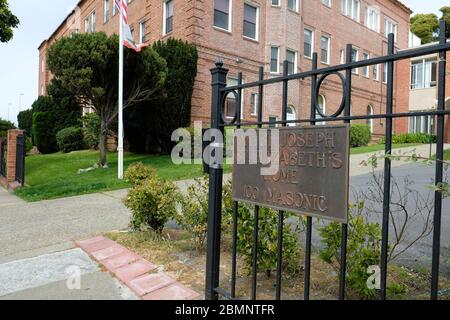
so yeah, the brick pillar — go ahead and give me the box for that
[6,129,24,183]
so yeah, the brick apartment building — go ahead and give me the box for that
[38,0,412,138]
[396,44,450,143]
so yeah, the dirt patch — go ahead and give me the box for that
[105,229,450,300]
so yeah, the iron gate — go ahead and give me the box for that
[205,21,450,300]
[0,137,6,177]
[15,134,25,186]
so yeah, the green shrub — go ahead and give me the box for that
[17,109,33,136]
[124,162,156,186]
[379,133,436,144]
[0,117,15,137]
[124,174,179,233]
[319,202,381,299]
[32,112,57,154]
[81,113,100,150]
[25,136,33,153]
[223,181,301,276]
[350,124,372,147]
[56,126,84,153]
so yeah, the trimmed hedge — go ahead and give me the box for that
[350,124,372,147]
[32,112,57,154]
[56,126,84,153]
[379,133,436,144]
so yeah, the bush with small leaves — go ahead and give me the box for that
[124,176,179,233]
[319,202,381,299]
[350,124,372,147]
[124,162,156,186]
[56,126,84,153]
[81,113,100,150]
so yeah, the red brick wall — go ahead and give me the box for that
[38,0,412,135]
[6,130,24,183]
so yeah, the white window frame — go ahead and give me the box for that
[341,0,360,22]
[287,105,297,126]
[322,0,332,8]
[286,49,298,76]
[373,63,380,81]
[163,0,173,36]
[351,48,359,74]
[365,6,380,32]
[139,20,146,44]
[91,11,96,33]
[271,0,280,7]
[226,77,244,120]
[320,35,331,64]
[367,105,374,133]
[316,95,326,125]
[213,0,232,32]
[384,17,397,39]
[270,46,280,74]
[243,2,259,41]
[383,63,388,83]
[103,0,110,23]
[287,0,299,13]
[362,52,370,77]
[410,58,437,90]
[304,28,314,59]
[250,93,258,116]
[84,17,89,33]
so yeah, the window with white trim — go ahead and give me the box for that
[341,0,360,21]
[366,105,374,132]
[365,6,380,32]
[322,0,331,8]
[225,77,244,119]
[362,52,369,77]
[243,3,258,40]
[139,20,147,44]
[373,63,379,81]
[320,35,330,64]
[84,17,89,33]
[104,0,110,23]
[340,49,345,64]
[214,0,231,31]
[316,95,326,125]
[383,63,388,83]
[304,28,313,59]
[288,0,298,12]
[163,0,173,35]
[410,58,437,90]
[351,48,359,74]
[384,18,397,38]
[287,105,296,126]
[271,0,280,6]
[91,11,96,32]
[250,93,258,116]
[286,49,297,75]
[270,46,280,73]
[409,113,435,134]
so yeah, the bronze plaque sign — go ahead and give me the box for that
[232,124,350,223]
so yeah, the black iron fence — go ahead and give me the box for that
[0,137,6,177]
[205,21,450,300]
[15,134,25,186]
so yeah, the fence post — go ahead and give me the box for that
[205,61,228,300]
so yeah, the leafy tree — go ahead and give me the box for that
[440,7,450,39]
[125,39,198,153]
[32,112,57,154]
[0,0,19,43]
[0,117,15,137]
[46,78,82,132]
[47,32,167,166]
[410,13,439,44]
[17,109,33,135]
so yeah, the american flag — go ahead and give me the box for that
[115,0,146,52]
[114,0,128,27]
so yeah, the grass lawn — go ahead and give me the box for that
[15,150,220,202]
[350,143,421,155]
[16,143,423,202]
[445,149,450,160]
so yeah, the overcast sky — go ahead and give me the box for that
[0,0,448,124]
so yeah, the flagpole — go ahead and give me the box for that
[118,1,124,180]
